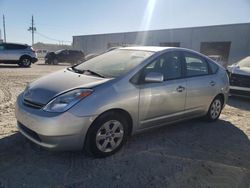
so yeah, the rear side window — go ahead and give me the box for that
[61,50,69,55]
[207,59,219,74]
[5,44,27,50]
[0,44,4,50]
[184,52,209,77]
[69,51,83,56]
[69,50,77,55]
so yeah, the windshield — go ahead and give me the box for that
[55,49,64,54]
[237,57,250,68]
[74,49,154,78]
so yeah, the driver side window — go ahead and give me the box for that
[143,51,182,81]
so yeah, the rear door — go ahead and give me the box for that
[5,44,27,61]
[58,50,69,62]
[182,51,217,115]
[138,51,187,129]
[68,50,76,61]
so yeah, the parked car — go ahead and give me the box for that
[44,49,85,65]
[0,43,38,67]
[36,49,48,59]
[227,56,250,98]
[15,47,229,157]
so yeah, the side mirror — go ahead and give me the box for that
[145,72,164,83]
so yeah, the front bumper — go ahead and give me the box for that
[15,94,96,151]
[230,86,250,98]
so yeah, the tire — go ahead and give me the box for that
[19,56,32,67]
[52,58,58,65]
[205,96,223,122]
[85,112,128,158]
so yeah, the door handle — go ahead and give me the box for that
[210,81,216,86]
[176,86,185,92]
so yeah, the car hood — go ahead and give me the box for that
[24,69,111,105]
[228,65,250,76]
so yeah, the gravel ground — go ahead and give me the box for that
[0,61,249,188]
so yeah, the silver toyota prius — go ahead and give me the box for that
[15,46,229,157]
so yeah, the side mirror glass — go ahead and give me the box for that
[145,72,164,83]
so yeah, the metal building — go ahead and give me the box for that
[73,23,250,64]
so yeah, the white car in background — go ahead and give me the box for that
[227,56,250,98]
[36,49,48,58]
[0,43,38,67]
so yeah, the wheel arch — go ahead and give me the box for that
[215,93,225,106]
[19,54,32,61]
[88,108,133,137]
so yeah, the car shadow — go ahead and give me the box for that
[0,119,249,187]
[227,96,250,111]
[0,64,22,68]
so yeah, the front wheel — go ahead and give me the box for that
[85,112,128,158]
[205,97,223,122]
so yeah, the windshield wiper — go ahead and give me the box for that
[83,69,106,78]
[68,67,84,74]
[68,67,105,78]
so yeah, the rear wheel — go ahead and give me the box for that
[19,56,31,67]
[52,58,58,65]
[205,96,223,122]
[85,112,128,158]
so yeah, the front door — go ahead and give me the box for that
[138,51,187,129]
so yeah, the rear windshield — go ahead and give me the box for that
[75,49,154,78]
[207,59,219,73]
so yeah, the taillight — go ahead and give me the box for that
[31,47,36,53]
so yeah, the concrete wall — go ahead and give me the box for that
[73,23,250,64]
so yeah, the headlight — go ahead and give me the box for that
[43,89,92,113]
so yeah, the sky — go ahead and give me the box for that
[0,0,250,45]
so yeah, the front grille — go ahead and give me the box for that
[230,73,250,87]
[23,99,44,109]
[18,122,41,142]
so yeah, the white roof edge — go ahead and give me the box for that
[119,46,176,52]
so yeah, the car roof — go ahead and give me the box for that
[120,46,176,52]
[2,42,29,46]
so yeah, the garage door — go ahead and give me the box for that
[200,41,231,62]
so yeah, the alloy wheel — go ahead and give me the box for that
[22,58,31,66]
[95,120,124,153]
[210,99,222,119]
